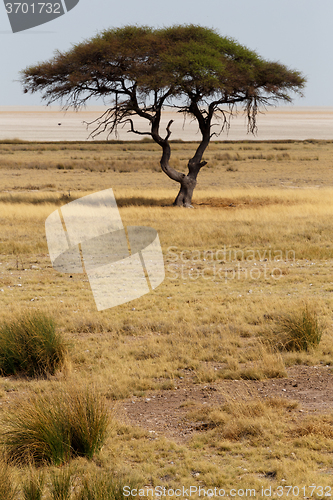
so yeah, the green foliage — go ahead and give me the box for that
[0,311,68,377]
[21,24,306,132]
[275,305,322,351]
[3,387,109,465]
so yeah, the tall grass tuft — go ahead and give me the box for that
[0,460,18,500]
[274,305,322,351]
[67,389,109,460]
[76,473,138,500]
[22,469,45,500]
[50,468,73,500]
[3,386,109,465]
[0,311,68,377]
[3,393,71,465]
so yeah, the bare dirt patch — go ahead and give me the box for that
[121,365,333,444]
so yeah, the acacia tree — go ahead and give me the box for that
[21,25,306,206]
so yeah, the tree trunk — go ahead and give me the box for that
[151,111,209,208]
[173,175,197,207]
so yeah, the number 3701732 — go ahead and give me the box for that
[5,3,61,14]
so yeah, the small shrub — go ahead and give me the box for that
[274,305,322,351]
[0,460,18,500]
[0,311,68,377]
[3,386,109,465]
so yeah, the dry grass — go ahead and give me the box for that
[271,305,323,352]
[0,460,19,500]
[186,396,299,443]
[22,468,45,500]
[184,395,333,491]
[49,468,72,500]
[0,311,68,377]
[1,140,333,493]
[2,385,109,465]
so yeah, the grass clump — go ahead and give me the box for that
[0,460,19,500]
[0,311,68,377]
[218,344,287,380]
[3,386,109,465]
[291,415,333,439]
[22,469,45,500]
[67,389,109,460]
[50,468,72,500]
[187,397,299,444]
[75,473,138,500]
[274,305,322,351]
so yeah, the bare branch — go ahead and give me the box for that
[125,119,152,137]
[164,120,174,141]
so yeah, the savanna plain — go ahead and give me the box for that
[1,138,333,498]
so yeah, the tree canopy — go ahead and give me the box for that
[22,25,306,206]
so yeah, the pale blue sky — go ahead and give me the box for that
[0,0,332,106]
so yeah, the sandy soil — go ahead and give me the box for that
[0,106,333,141]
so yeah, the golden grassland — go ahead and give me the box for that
[1,139,333,496]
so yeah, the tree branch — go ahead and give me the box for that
[125,119,152,137]
[164,120,174,141]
